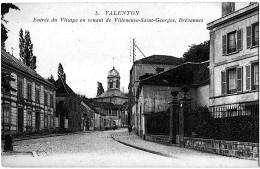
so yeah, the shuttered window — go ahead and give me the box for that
[252,23,259,46]
[246,64,251,91]
[252,63,259,90]
[237,29,242,50]
[27,83,32,100]
[18,79,23,98]
[3,105,11,124]
[247,26,252,48]
[228,69,236,94]
[221,70,226,95]
[236,66,242,92]
[228,32,236,53]
[222,35,227,55]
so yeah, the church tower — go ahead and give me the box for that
[107,67,120,90]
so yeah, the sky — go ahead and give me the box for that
[4,2,249,98]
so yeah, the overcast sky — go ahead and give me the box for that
[4,2,249,98]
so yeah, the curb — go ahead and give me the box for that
[111,137,178,159]
[12,131,93,142]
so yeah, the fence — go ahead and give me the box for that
[185,101,259,143]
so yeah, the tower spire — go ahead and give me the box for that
[113,57,115,68]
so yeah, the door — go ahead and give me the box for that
[35,112,40,130]
[18,108,24,132]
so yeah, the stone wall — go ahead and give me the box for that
[184,137,259,159]
[145,134,170,144]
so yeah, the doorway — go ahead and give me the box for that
[18,108,24,132]
[36,111,40,130]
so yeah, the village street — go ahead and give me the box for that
[2,129,258,168]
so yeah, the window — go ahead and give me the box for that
[35,88,40,103]
[116,80,120,88]
[50,95,54,108]
[222,29,242,55]
[27,83,32,100]
[221,66,242,95]
[247,22,259,48]
[252,23,259,46]
[228,32,236,53]
[3,105,11,124]
[27,111,32,126]
[44,92,48,105]
[228,69,236,94]
[156,67,164,73]
[44,114,48,128]
[17,79,23,98]
[246,62,259,91]
[109,80,113,89]
[252,63,259,90]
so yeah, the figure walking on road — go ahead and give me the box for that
[128,124,132,135]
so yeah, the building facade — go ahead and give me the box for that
[55,79,95,132]
[1,50,56,136]
[129,55,181,130]
[135,61,209,138]
[207,2,259,118]
[94,67,128,128]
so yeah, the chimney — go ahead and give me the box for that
[222,2,235,17]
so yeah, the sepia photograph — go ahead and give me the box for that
[1,1,259,167]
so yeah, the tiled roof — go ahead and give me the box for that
[92,101,119,110]
[134,55,181,65]
[95,89,128,99]
[54,78,77,97]
[1,50,55,88]
[141,61,209,87]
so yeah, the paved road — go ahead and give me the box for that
[2,129,258,167]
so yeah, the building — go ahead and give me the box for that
[135,61,209,140]
[54,78,95,132]
[93,67,128,128]
[207,2,259,118]
[129,55,181,131]
[1,50,56,136]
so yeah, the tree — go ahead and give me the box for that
[182,40,210,63]
[96,82,104,97]
[1,3,19,49]
[47,75,55,84]
[19,29,37,70]
[58,63,66,82]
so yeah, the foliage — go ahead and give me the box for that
[47,74,55,84]
[1,70,16,93]
[1,3,19,49]
[182,40,209,63]
[96,82,104,96]
[58,63,66,82]
[19,29,37,70]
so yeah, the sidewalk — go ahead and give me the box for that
[112,132,258,168]
[1,130,93,156]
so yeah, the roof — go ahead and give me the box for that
[54,78,77,97]
[108,67,120,78]
[207,3,258,30]
[134,55,181,65]
[140,61,209,87]
[81,99,98,113]
[92,101,119,110]
[94,89,128,99]
[1,50,55,89]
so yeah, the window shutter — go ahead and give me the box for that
[246,26,252,48]
[246,64,251,90]
[221,70,226,95]
[222,35,227,55]
[237,29,242,51]
[236,66,243,92]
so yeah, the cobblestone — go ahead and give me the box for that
[2,129,258,167]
